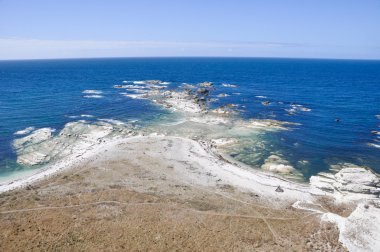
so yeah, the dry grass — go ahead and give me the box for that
[0,138,349,251]
[0,183,346,251]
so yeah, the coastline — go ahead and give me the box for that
[0,134,343,251]
[0,135,318,202]
[1,80,380,251]
[1,133,380,251]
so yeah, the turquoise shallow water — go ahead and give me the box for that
[1,57,380,179]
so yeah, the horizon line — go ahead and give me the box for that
[1,55,380,62]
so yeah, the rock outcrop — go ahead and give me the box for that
[310,166,380,198]
[12,121,135,166]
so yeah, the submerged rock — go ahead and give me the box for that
[261,155,296,174]
[239,119,298,130]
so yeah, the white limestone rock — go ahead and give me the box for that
[13,128,54,150]
[322,202,380,252]
[310,166,380,197]
[261,155,296,174]
[12,121,132,166]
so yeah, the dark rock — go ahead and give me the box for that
[197,88,209,94]
[275,186,284,192]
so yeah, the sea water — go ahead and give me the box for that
[1,57,379,180]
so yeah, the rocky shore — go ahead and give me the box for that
[1,80,379,251]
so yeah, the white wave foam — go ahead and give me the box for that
[67,114,94,119]
[14,127,35,136]
[300,107,311,112]
[133,81,147,85]
[376,115,380,119]
[123,94,147,99]
[368,143,380,149]
[99,119,125,125]
[126,89,148,93]
[81,114,94,118]
[84,95,103,99]
[285,108,297,114]
[82,90,103,94]
[286,104,311,114]
[133,80,169,85]
[222,83,237,88]
[148,85,167,89]
[255,95,267,99]
[217,93,230,98]
[123,85,147,89]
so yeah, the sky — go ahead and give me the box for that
[0,0,379,60]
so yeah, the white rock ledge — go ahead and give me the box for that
[310,167,380,199]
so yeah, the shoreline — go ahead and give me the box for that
[0,133,344,251]
[1,134,380,250]
[0,134,317,201]
[2,80,380,250]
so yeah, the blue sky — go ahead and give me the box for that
[0,0,379,59]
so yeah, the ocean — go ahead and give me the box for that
[1,57,379,180]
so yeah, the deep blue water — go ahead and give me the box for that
[1,57,379,178]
